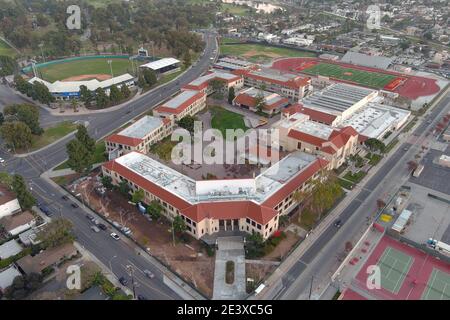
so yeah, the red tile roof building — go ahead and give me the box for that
[105,116,173,158]
[102,151,328,240]
[182,70,244,95]
[232,68,312,102]
[233,87,290,115]
[153,90,207,121]
[274,112,359,169]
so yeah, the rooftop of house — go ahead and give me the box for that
[0,184,17,206]
[0,211,35,231]
[0,239,23,260]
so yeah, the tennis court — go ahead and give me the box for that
[378,247,413,294]
[421,269,450,300]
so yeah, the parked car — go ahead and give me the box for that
[119,276,128,286]
[137,294,147,300]
[61,195,69,201]
[39,205,53,217]
[86,214,95,221]
[71,203,79,208]
[0,158,5,164]
[90,226,100,233]
[110,233,120,241]
[98,223,108,231]
[143,269,154,279]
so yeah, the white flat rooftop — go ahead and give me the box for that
[341,103,411,139]
[140,58,180,71]
[251,68,299,83]
[301,83,376,114]
[218,57,254,67]
[114,150,318,204]
[293,120,334,140]
[162,90,200,109]
[29,73,134,93]
[0,239,22,260]
[188,71,238,87]
[118,116,164,139]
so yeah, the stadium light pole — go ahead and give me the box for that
[38,43,45,62]
[108,60,114,84]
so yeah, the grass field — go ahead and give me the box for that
[28,121,77,152]
[37,58,137,82]
[219,40,316,63]
[210,106,248,138]
[0,39,16,57]
[302,62,396,89]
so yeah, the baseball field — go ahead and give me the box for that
[301,62,397,89]
[36,57,138,82]
[220,39,316,63]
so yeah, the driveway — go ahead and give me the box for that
[212,236,246,300]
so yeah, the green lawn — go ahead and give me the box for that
[338,178,354,190]
[37,58,138,82]
[365,153,383,166]
[210,106,248,138]
[0,39,16,57]
[219,41,316,63]
[343,171,367,183]
[29,121,78,151]
[302,63,396,89]
[221,3,254,16]
[149,136,178,161]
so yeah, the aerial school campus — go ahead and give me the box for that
[0,0,449,304]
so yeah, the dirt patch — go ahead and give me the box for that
[67,173,215,298]
[242,49,281,59]
[263,231,301,262]
[62,74,112,82]
[245,263,276,293]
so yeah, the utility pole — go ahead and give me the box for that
[108,60,114,83]
[308,275,314,300]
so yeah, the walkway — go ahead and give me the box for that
[212,236,247,300]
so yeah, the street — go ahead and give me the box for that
[265,91,450,300]
[0,32,218,300]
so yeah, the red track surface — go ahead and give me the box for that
[271,58,441,100]
[353,235,450,300]
[341,288,368,300]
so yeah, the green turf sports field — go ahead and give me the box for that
[36,58,138,82]
[301,62,396,89]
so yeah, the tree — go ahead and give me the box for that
[12,174,36,210]
[407,160,418,172]
[0,112,4,126]
[95,87,109,108]
[79,85,93,107]
[210,79,225,93]
[228,86,235,104]
[4,273,43,300]
[364,138,385,153]
[101,175,113,189]
[146,200,163,220]
[177,115,196,133]
[172,215,186,234]
[254,91,266,113]
[118,180,130,197]
[120,84,131,99]
[131,189,144,203]
[142,69,157,87]
[245,232,265,258]
[183,50,191,68]
[31,81,54,105]
[109,84,123,104]
[37,218,75,249]
[66,139,93,173]
[0,121,32,150]
[0,55,18,76]
[71,99,78,112]
[75,125,95,154]
[4,104,43,135]
[423,32,432,40]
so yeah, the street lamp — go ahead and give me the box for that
[126,265,137,300]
